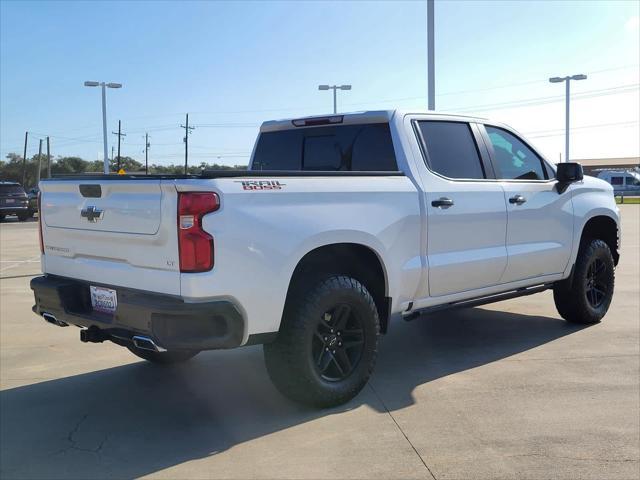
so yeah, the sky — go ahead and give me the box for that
[1,0,638,167]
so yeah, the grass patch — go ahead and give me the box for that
[616,196,640,204]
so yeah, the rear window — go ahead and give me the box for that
[0,184,25,195]
[252,123,397,171]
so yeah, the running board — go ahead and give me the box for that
[404,284,553,320]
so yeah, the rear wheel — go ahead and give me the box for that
[17,212,30,221]
[127,346,199,364]
[264,275,380,408]
[553,238,615,324]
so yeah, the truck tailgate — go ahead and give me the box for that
[40,180,181,295]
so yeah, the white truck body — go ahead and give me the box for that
[32,110,621,406]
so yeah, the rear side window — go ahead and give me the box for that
[252,123,397,171]
[485,126,548,180]
[417,121,485,179]
[611,176,623,185]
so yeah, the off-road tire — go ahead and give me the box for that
[553,238,615,324]
[264,275,380,408]
[127,346,199,364]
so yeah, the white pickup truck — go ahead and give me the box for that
[31,110,620,407]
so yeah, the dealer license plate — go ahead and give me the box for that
[90,286,117,314]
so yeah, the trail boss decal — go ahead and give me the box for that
[235,180,285,191]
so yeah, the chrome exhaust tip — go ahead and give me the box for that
[132,335,166,353]
[42,312,68,327]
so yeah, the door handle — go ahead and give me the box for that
[509,194,527,205]
[431,197,454,208]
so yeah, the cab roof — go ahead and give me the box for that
[260,109,488,132]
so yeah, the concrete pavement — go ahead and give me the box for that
[1,208,638,479]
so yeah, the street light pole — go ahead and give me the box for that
[101,83,108,173]
[549,74,587,163]
[333,88,337,115]
[318,85,352,114]
[427,0,435,110]
[84,81,122,174]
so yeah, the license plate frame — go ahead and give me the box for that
[5,198,15,204]
[89,285,117,315]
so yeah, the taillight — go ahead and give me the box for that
[178,192,219,272]
[37,191,44,254]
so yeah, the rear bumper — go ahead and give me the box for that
[0,205,28,215]
[30,275,245,351]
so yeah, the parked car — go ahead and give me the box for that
[30,110,620,407]
[0,181,31,221]
[596,169,640,196]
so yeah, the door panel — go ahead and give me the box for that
[478,123,574,284]
[427,183,508,296]
[411,119,508,298]
[500,182,574,283]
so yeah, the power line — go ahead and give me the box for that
[527,121,639,139]
[523,120,639,136]
[434,64,639,98]
[450,83,639,113]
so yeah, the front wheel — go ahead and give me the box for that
[264,275,380,408]
[553,238,615,324]
[127,346,199,364]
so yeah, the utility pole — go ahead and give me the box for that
[427,0,435,110]
[36,139,43,186]
[112,120,126,171]
[144,133,150,175]
[46,136,51,178]
[22,131,28,185]
[181,113,195,174]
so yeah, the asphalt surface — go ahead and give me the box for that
[1,209,638,480]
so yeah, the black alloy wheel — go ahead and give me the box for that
[585,258,609,309]
[313,304,365,382]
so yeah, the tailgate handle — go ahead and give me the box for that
[79,184,102,198]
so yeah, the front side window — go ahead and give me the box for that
[252,123,397,171]
[485,126,548,180]
[417,121,485,179]
[625,175,640,186]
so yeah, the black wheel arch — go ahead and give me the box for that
[579,215,619,266]
[286,243,391,333]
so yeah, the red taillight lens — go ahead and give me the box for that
[178,192,219,272]
[38,191,44,254]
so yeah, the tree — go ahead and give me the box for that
[111,156,143,172]
[0,152,247,185]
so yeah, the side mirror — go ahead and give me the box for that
[556,162,583,193]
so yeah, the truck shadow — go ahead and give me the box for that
[0,307,587,479]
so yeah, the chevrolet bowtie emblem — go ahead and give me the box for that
[80,205,104,222]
